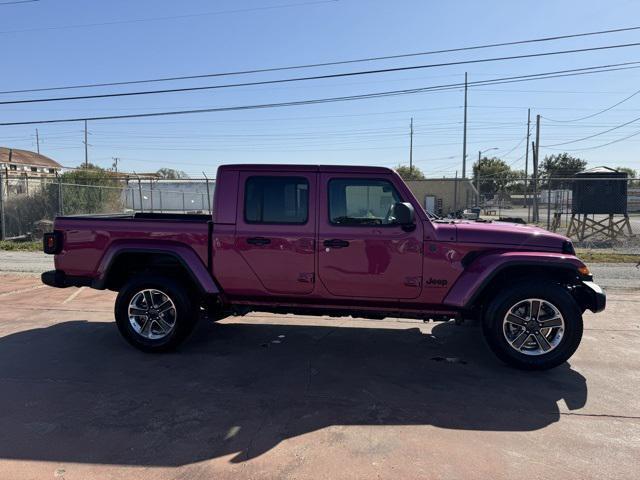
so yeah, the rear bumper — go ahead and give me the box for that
[41,270,94,289]
[579,280,606,313]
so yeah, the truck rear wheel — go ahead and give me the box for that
[482,281,583,370]
[115,274,198,352]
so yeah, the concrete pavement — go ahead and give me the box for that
[0,273,638,479]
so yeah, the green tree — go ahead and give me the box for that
[156,168,189,179]
[615,166,636,178]
[3,164,123,237]
[472,157,516,197]
[507,169,527,194]
[616,166,639,187]
[395,164,425,181]
[57,164,122,215]
[540,153,587,188]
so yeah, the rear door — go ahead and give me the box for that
[317,174,424,299]
[235,172,316,295]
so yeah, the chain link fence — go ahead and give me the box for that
[0,174,216,240]
[411,176,639,251]
[1,172,638,253]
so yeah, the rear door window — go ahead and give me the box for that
[244,176,309,224]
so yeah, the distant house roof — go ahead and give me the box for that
[0,147,62,169]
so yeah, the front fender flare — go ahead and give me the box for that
[443,251,585,309]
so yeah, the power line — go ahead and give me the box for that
[542,114,640,147]
[541,86,640,123]
[4,43,640,106]
[546,128,640,152]
[3,62,640,126]
[0,0,337,34]
[500,135,528,158]
[0,0,38,4]
[3,25,640,95]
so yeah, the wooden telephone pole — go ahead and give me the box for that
[462,72,468,178]
[84,120,89,167]
[532,114,541,222]
[409,117,414,174]
[524,109,531,222]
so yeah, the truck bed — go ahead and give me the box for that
[52,213,211,279]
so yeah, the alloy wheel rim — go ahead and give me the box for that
[128,289,177,340]
[502,298,565,356]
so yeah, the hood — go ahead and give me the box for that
[453,220,568,250]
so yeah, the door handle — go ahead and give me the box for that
[247,237,271,246]
[323,239,350,248]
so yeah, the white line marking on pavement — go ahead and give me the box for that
[0,284,47,298]
[62,287,85,304]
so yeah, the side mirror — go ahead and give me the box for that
[391,202,415,226]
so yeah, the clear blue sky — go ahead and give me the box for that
[2,0,640,177]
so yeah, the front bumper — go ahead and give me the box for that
[578,280,606,313]
[41,270,93,289]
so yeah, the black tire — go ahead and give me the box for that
[115,274,198,352]
[482,280,583,370]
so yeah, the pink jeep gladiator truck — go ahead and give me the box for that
[41,164,605,370]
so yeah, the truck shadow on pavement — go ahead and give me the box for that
[0,318,587,466]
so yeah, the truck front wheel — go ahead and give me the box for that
[115,274,198,352]
[482,281,583,370]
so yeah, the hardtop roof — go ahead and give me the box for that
[218,164,394,174]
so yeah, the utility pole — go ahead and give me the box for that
[462,72,468,178]
[83,120,89,167]
[453,170,459,214]
[409,117,414,174]
[476,150,481,206]
[35,128,40,154]
[0,167,5,240]
[531,141,538,223]
[524,108,531,222]
[533,114,541,222]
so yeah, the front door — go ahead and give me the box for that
[317,174,423,299]
[235,172,316,295]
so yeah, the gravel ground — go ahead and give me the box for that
[1,251,638,290]
[589,263,640,289]
[0,251,53,274]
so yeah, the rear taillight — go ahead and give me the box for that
[43,231,63,254]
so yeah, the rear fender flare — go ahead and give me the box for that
[93,242,220,294]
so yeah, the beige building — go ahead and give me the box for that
[0,147,62,196]
[405,179,478,215]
